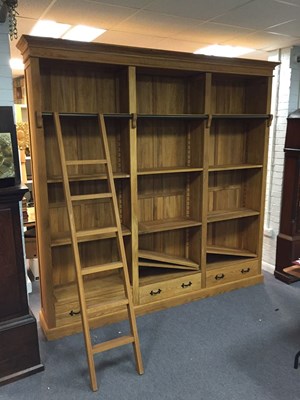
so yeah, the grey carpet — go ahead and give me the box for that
[2,271,300,400]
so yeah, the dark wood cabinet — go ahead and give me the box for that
[0,185,44,385]
[275,109,300,283]
[0,106,43,386]
[0,190,28,320]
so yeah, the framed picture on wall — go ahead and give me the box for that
[0,132,16,178]
[0,107,21,188]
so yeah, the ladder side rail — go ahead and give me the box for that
[98,114,144,374]
[53,112,98,390]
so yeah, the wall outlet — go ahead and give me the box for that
[264,227,274,238]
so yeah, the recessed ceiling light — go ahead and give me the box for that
[62,25,106,42]
[30,20,71,39]
[194,44,254,58]
[9,58,24,71]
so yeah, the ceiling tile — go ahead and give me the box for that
[172,22,253,44]
[17,0,54,20]
[114,10,202,36]
[7,0,300,73]
[224,31,298,50]
[15,17,39,36]
[144,0,254,20]
[10,18,39,59]
[96,30,164,48]
[43,0,138,29]
[85,0,153,8]
[267,19,300,37]
[155,38,208,53]
[213,0,300,30]
[275,0,300,6]
[239,50,269,60]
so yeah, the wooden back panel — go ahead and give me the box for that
[207,216,259,253]
[136,71,205,114]
[211,74,269,114]
[40,60,129,113]
[209,120,266,167]
[208,170,262,212]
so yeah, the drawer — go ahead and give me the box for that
[25,237,37,259]
[139,272,201,305]
[55,295,128,327]
[206,260,259,288]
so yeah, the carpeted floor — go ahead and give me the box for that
[2,271,300,400]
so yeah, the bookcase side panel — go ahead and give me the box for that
[25,57,56,327]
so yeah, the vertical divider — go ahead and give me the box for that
[257,76,273,270]
[128,66,139,304]
[26,58,56,327]
[201,72,212,288]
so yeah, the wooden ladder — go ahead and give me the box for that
[53,112,144,391]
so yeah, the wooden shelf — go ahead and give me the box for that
[138,217,201,234]
[42,112,132,119]
[43,112,207,120]
[137,113,208,119]
[207,208,259,223]
[139,249,199,269]
[54,273,128,327]
[138,261,197,270]
[207,245,257,258]
[208,164,263,172]
[212,114,270,119]
[51,225,131,247]
[47,172,130,183]
[138,167,203,175]
[54,273,125,303]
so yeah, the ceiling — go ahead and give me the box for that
[8,0,300,74]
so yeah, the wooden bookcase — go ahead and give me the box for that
[17,36,277,339]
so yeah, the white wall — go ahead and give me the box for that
[263,46,300,273]
[0,20,13,107]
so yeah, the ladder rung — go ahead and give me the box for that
[82,261,123,275]
[76,227,118,240]
[92,335,135,355]
[66,159,107,166]
[71,193,112,202]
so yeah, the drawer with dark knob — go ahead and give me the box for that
[206,261,259,288]
[139,273,201,305]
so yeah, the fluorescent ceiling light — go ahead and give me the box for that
[9,58,24,71]
[194,44,254,58]
[62,25,106,42]
[30,20,71,38]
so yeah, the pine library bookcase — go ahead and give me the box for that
[17,36,277,340]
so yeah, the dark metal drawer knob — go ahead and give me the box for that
[69,310,81,316]
[241,267,251,274]
[150,288,162,296]
[215,273,225,280]
[181,281,192,288]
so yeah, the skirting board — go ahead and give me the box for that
[262,261,275,274]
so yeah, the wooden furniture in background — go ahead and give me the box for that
[24,207,37,260]
[282,264,300,368]
[275,110,300,283]
[17,36,277,340]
